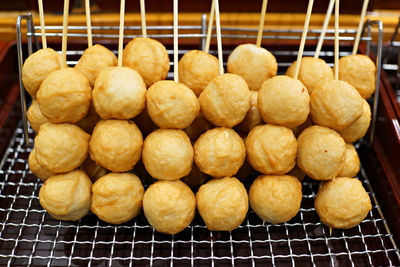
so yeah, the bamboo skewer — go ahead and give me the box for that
[204,0,215,54]
[214,0,223,75]
[61,0,69,69]
[314,0,334,59]
[293,0,314,80]
[352,0,369,55]
[173,0,178,82]
[140,0,147,37]
[256,0,268,47]
[117,0,125,67]
[37,0,47,49]
[334,0,339,80]
[84,0,92,48]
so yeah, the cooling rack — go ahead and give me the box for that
[0,13,398,266]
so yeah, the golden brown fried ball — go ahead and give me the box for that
[315,177,372,229]
[183,113,213,142]
[91,172,144,224]
[146,80,200,129]
[39,170,92,221]
[249,175,302,224]
[93,66,146,120]
[339,54,376,99]
[338,144,360,178]
[199,73,250,127]
[286,57,334,93]
[28,148,55,181]
[246,124,297,175]
[34,123,90,173]
[258,75,310,128]
[227,44,277,90]
[143,180,196,234]
[123,37,170,87]
[89,120,143,172]
[337,99,371,143]
[310,80,363,130]
[142,129,193,180]
[194,128,246,178]
[27,100,48,133]
[75,103,101,134]
[80,157,108,182]
[236,90,262,134]
[74,44,117,86]
[196,177,248,231]
[178,50,220,96]
[36,68,92,123]
[297,126,346,180]
[22,48,64,98]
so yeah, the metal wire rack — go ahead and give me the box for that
[1,13,398,266]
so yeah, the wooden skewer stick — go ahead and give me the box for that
[293,0,314,80]
[38,0,47,49]
[334,0,339,80]
[214,0,223,75]
[85,0,92,48]
[140,0,147,37]
[117,0,126,67]
[173,0,178,82]
[352,0,369,55]
[314,0,334,59]
[61,0,69,69]
[204,0,215,54]
[256,0,268,47]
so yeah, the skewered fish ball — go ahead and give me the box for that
[236,90,262,134]
[142,129,193,180]
[74,44,117,86]
[22,48,64,98]
[199,73,250,127]
[227,43,277,90]
[258,75,310,128]
[36,68,92,123]
[297,126,346,180]
[91,172,144,224]
[123,37,169,87]
[143,180,196,234]
[146,80,200,129]
[93,67,146,120]
[339,54,376,99]
[315,177,372,229]
[34,123,90,174]
[28,148,55,181]
[89,120,143,172]
[196,177,248,231]
[338,144,360,178]
[39,170,92,221]
[249,175,302,224]
[27,100,48,133]
[194,128,246,178]
[246,124,297,175]
[310,80,363,130]
[178,50,220,96]
[286,57,334,93]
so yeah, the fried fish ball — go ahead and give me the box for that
[338,144,360,178]
[22,48,64,98]
[123,37,169,87]
[339,54,376,99]
[93,67,146,120]
[91,172,144,224]
[246,124,297,175]
[36,68,92,123]
[315,177,372,229]
[142,129,193,180]
[143,180,196,234]
[27,100,48,133]
[194,128,246,178]
[297,126,346,180]
[28,148,55,181]
[286,57,334,93]
[227,44,277,90]
[249,175,302,224]
[75,103,101,134]
[34,123,90,173]
[80,157,108,182]
[178,50,220,96]
[236,90,262,134]
[183,113,213,142]
[310,80,363,130]
[89,120,143,172]
[196,177,248,231]
[199,73,250,127]
[258,75,310,128]
[146,80,200,129]
[39,170,92,221]
[337,99,371,143]
[74,44,117,86]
